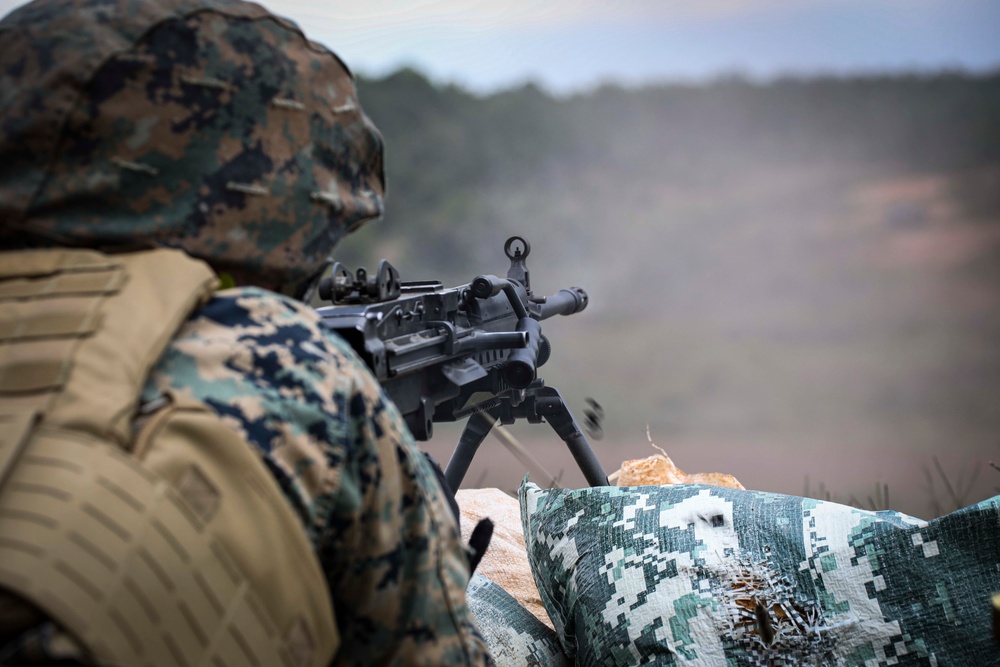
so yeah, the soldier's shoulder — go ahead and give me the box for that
[147,285,368,445]
[197,286,358,357]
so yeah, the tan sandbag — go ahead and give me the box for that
[611,435,745,490]
[456,488,553,631]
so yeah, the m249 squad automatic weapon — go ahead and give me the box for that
[315,236,609,491]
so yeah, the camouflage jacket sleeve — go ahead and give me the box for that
[142,287,493,666]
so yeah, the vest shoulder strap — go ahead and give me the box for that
[0,248,338,667]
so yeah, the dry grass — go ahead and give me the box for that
[807,455,999,517]
[922,456,983,517]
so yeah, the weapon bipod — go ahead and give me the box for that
[443,384,609,491]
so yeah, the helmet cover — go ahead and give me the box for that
[0,0,386,292]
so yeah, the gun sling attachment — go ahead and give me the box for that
[0,249,337,667]
[316,236,610,490]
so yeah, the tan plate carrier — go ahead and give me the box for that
[0,248,337,667]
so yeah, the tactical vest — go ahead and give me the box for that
[0,248,337,667]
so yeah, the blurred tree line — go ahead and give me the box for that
[337,69,1000,286]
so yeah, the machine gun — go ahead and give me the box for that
[315,236,609,491]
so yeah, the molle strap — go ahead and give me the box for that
[0,249,120,280]
[0,266,125,299]
[0,303,102,342]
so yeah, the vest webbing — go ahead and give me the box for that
[0,248,338,667]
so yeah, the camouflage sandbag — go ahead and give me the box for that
[466,573,569,667]
[520,480,1000,666]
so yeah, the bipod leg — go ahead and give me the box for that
[535,387,609,487]
[445,408,498,492]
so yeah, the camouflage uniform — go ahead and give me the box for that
[0,0,491,664]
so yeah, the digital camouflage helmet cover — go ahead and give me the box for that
[0,0,386,293]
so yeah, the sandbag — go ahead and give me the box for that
[521,480,1000,666]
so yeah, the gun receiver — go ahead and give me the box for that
[316,236,608,490]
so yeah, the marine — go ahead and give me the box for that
[0,0,492,664]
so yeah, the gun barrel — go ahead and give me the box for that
[539,287,588,319]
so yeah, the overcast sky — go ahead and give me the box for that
[2,0,999,93]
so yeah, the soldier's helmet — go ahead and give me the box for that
[0,0,385,295]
